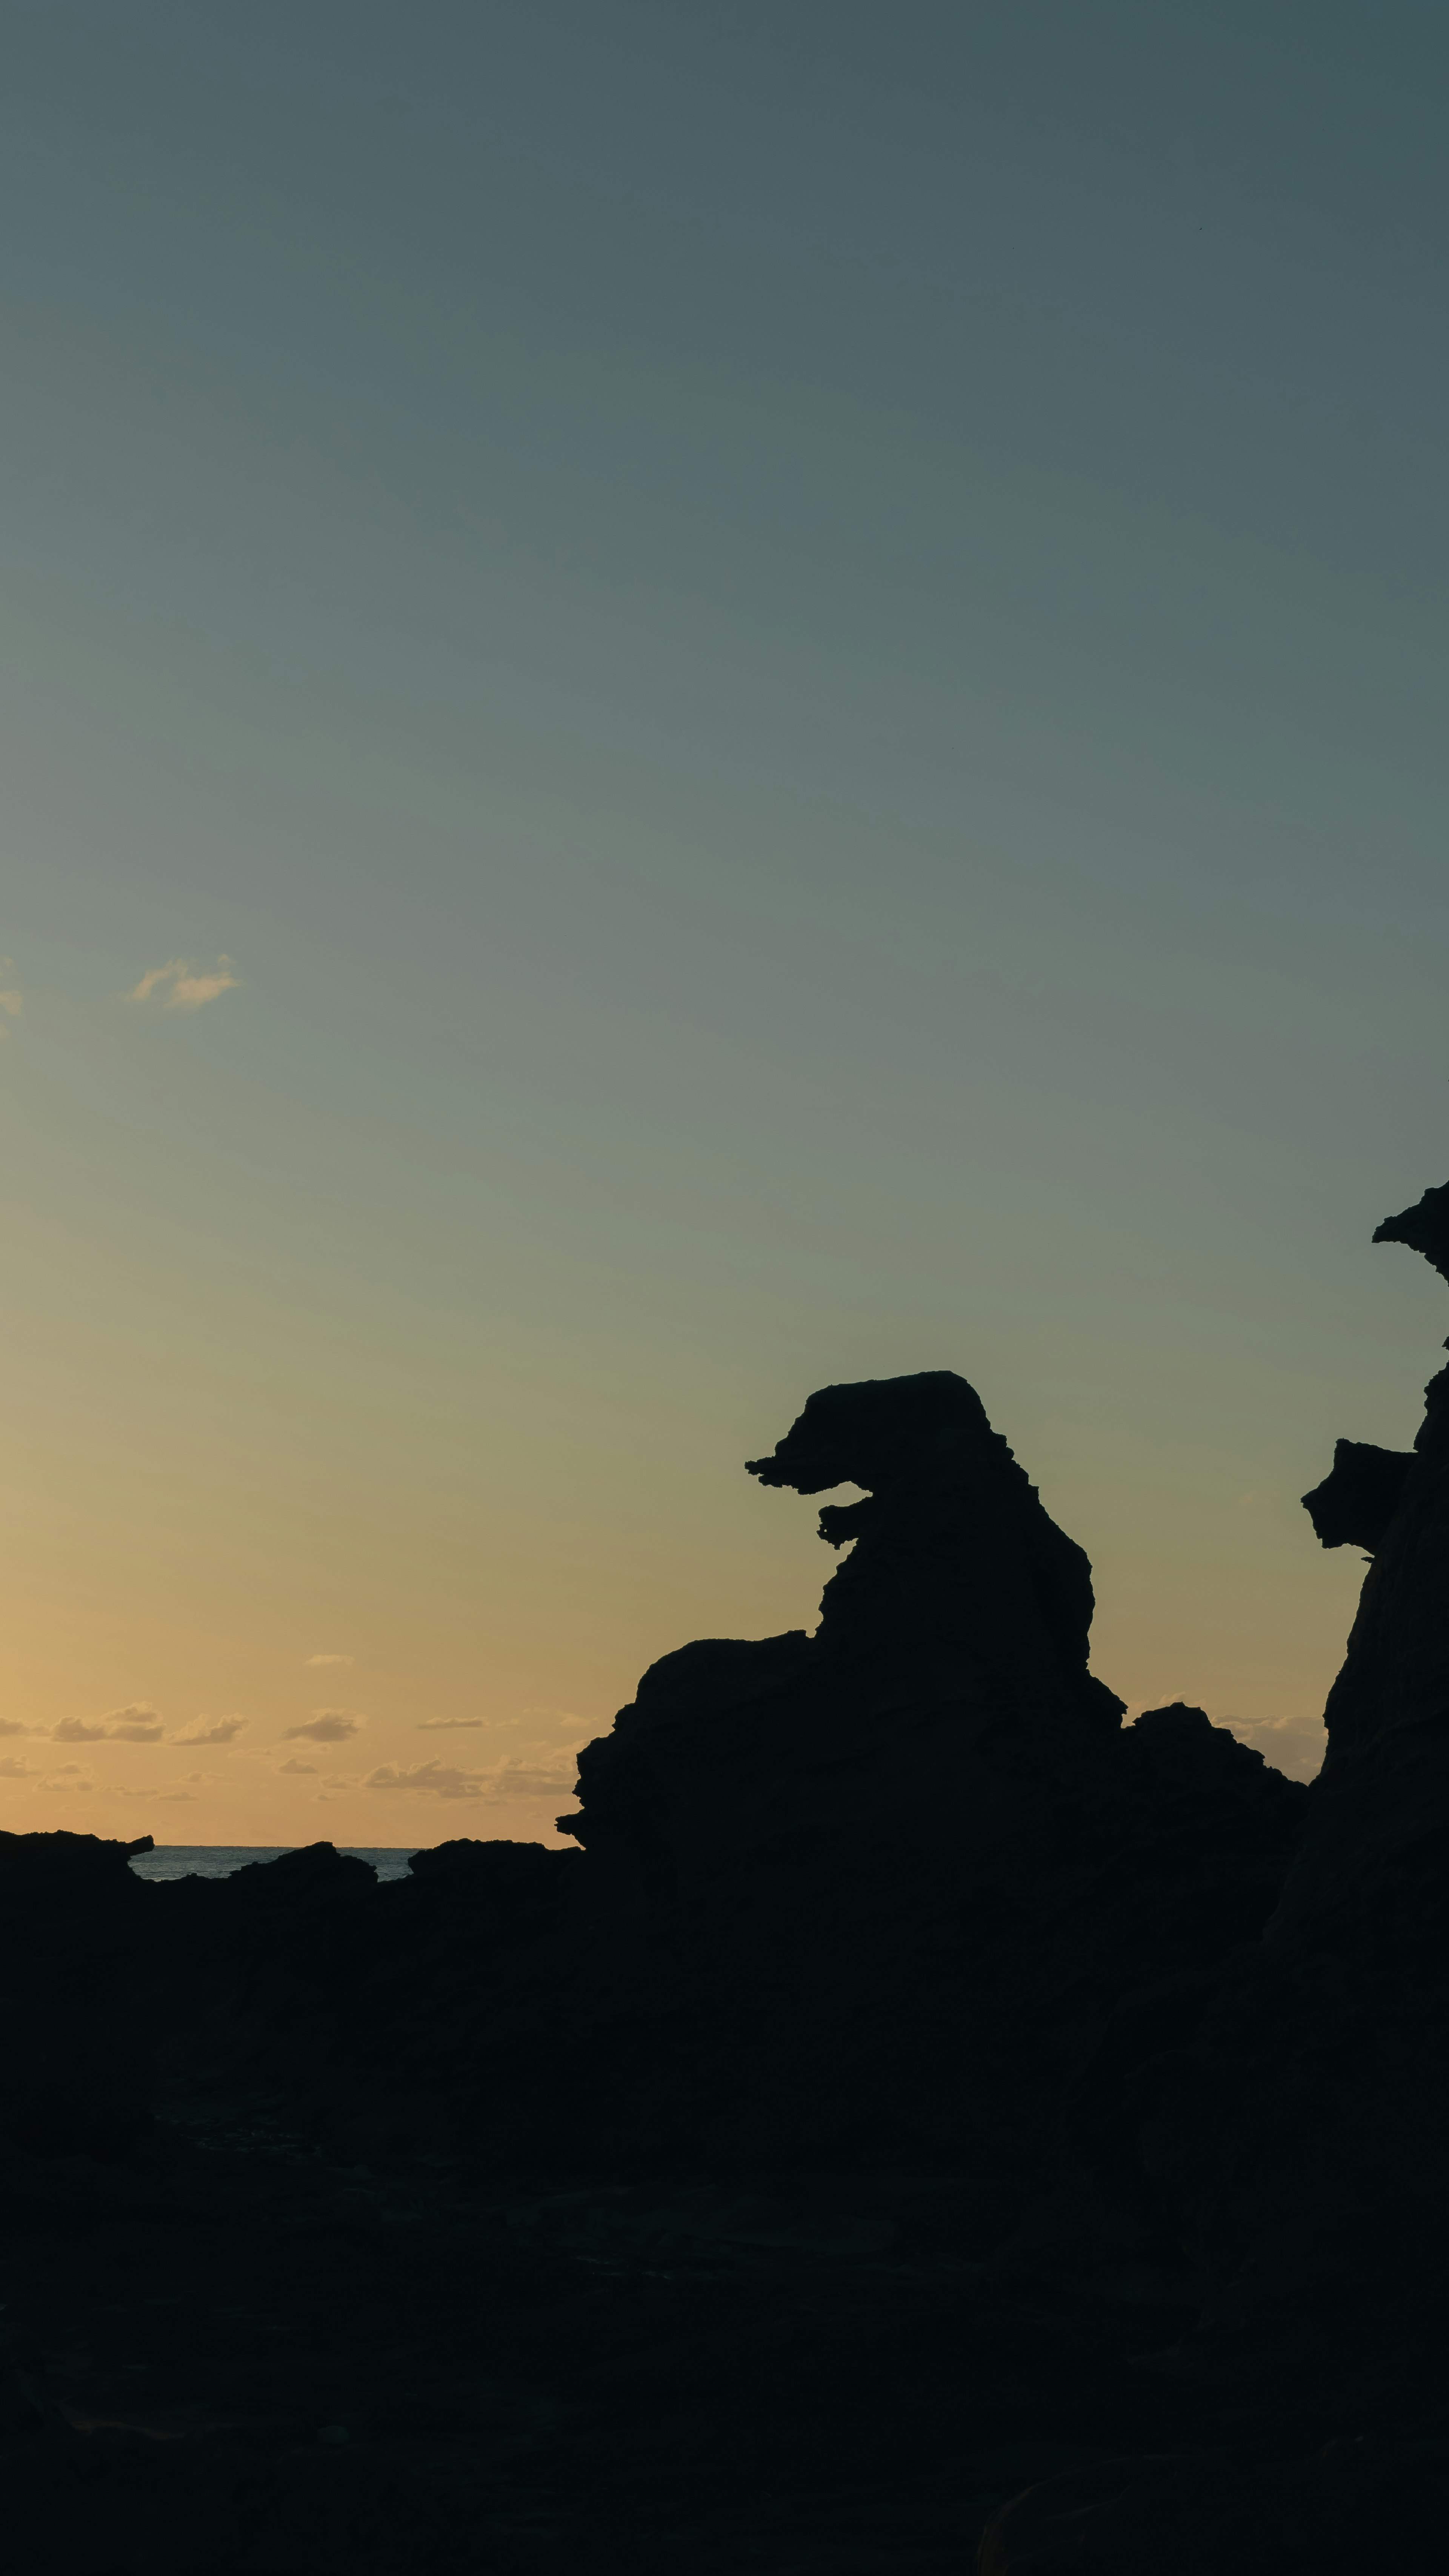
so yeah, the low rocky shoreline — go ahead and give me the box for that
[8,1169,1449,2570]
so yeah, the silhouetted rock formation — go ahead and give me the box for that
[405,1834,575,1890]
[746,1371,1125,1732]
[65,1368,1301,2201]
[475,1368,1317,2208]
[978,2441,1449,2576]
[0,1831,154,2159]
[0,1827,151,1899]
[1074,1172,1449,2482]
[561,1630,813,1892]
[1301,1437,1414,1551]
[1254,1184,1449,2261]
[562,1370,1125,1897]
[15,1313,1422,2572]
[1124,1702,1304,1834]
[1373,1175,1449,1276]
[1292,1176,1449,1793]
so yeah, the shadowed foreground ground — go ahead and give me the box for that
[9,2055,1449,2573]
[12,2074,1432,2576]
[11,1203,1449,2568]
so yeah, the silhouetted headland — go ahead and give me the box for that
[8,1190,1449,2569]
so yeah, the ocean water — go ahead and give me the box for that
[129,1845,420,1884]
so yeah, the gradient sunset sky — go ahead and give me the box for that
[3,2,1446,1843]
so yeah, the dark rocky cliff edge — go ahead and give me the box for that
[6,1199,1449,2571]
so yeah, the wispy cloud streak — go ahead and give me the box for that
[283,1708,366,1743]
[54,1705,165,1744]
[129,957,240,1011]
[172,1714,248,1746]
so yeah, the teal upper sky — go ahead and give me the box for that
[1,3,1446,1826]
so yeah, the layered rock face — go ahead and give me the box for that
[0,1831,155,2159]
[529,1370,1306,2182]
[2,1365,1354,2571]
[1301,1438,1414,1553]
[1270,1178,1449,1940]
[1301,1180,1449,1776]
[746,1370,1124,1731]
[4,1370,1310,2196]
[1091,1176,1449,2419]
[561,1370,1125,1898]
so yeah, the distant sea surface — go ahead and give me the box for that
[129,1846,419,1884]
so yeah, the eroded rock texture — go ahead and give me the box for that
[1300,1437,1413,1552]
[505,1368,1315,2213]
[746,1371,1123,1732]
[0,1362,1347,2572]
[1286,1176,1449,1852]
[1083,1174,1449,2469]
[562,1371,1125,1897]
[0,1831,154,2158]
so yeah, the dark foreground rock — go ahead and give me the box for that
[979,2440,1449,2574]
[6,1237,1449,2567]
[0,1831,154,2160]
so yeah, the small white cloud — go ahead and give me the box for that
[366,1742,583,1803]
[1222,1710,1326,1784]
[41,1766,94,1792]
[277,1757,317,1775]
[283,1708,365,1744]
[0,1755,35,1778]
[129,956,240,1013]
[54,1704,165,1744]
[0,1719,33,1738]
[507,1709,586,1737]
[362,1760,486,1801]
[488,1751,582,1800]
[105,1705,166,1742]
[305,1653,354,1669]
[172,1714,248,1746]
[122,1770,211,1798]
[417,1717,484,1731]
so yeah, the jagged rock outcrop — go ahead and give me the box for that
[1301,1438,1414,1551]
[562,1371,1124,1895]
[0,1831,155,2159]
[15,1239,1449,2573]
[745,1371,1125,1733]
[978,2440,1449,2576]
[1233,1179,1449,2266]
[1282,1176,1449,1870]
[1374,1175,1449,1278]
[1084,1174,1449,2393]
[508,1369,1309,2188]
[0,1366,1346,2574]
[9,1375,1307,2199]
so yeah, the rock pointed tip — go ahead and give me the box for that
[1302,1440,1414,1552]
[745,1371,991,1495]
[1372,1180,1449,1283]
